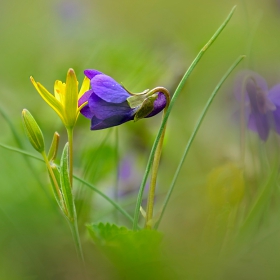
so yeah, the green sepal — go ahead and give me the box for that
[48,132,60,161]
[60,142,75,221]
[47,163,64,212]
[126,89,151,109]
[134,94,158,121]
[22,109,45,153]
[127,95,147,109]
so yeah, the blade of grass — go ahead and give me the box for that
[0,143,135,225]
[132,6,237,230]
[155,55,245,229]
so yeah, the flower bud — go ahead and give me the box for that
[134,94,158,121]
[48,132,60,161]
[22,109,45,153]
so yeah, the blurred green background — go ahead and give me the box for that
[1,0,280,279]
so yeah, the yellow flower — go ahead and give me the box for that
[30,68,90,129]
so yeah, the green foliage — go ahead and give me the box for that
[87,223,171,279]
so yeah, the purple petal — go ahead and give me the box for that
[272,106,280,134]
[91,74,130,103]
[234,70,268,103]
[268,84,280,107]
[88,93,135,119]
[90,113,134,130]
[84,69,103,80]
[248,112,270,141]
[78,89,94,107]
[80,104,94,119]
[145,92,167,118]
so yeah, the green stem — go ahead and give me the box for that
[144,88,170,229]
[155,55,245,230]
[114,127,119,223]
[132,6,236,231]
[67,127,74,187]
[64,130,84,265]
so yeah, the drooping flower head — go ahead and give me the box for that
[30,69,90,129]
[78,70,168,130]
[235,70,280,141]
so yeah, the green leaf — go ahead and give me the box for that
[87,223,162,262]
[60,142,75,221]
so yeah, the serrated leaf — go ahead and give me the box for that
[60,143,75,221]
[87,223,168,279]
[87,223,162,264]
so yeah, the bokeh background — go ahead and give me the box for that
[1,0,280,279]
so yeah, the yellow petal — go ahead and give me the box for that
[54,80,66,103]
[64,69,78,127]
[30,76,65,124]
[78,76,90,99]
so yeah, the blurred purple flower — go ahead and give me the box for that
[78,70,167,130]
[235,70,280,141]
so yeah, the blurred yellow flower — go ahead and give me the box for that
[30,68,90,129]
[207,162,244,209]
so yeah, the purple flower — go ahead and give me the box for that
[78,70,167,130]
[235,70,280,141]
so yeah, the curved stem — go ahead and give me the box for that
[144,88,170,229]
